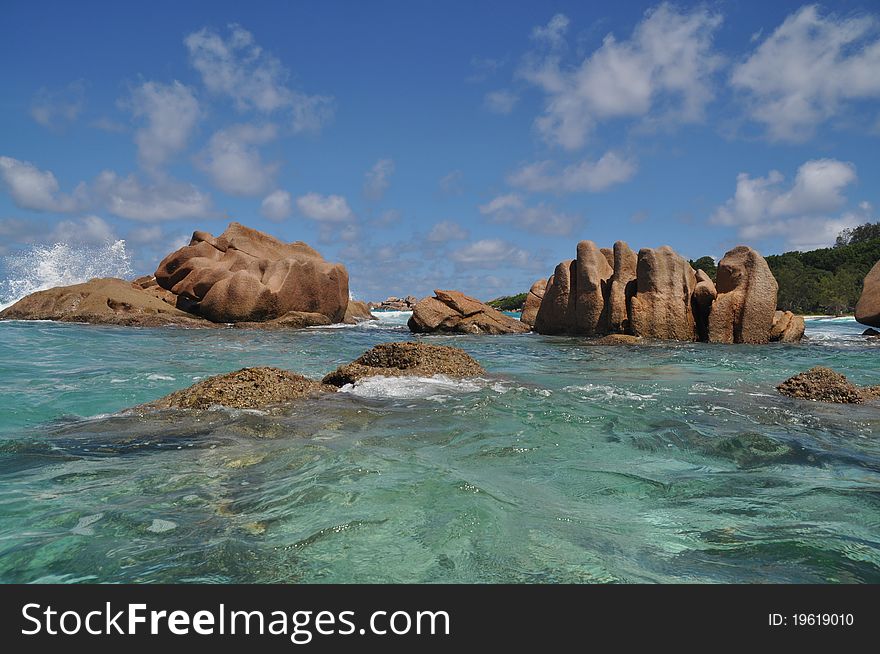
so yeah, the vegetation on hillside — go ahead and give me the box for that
[487,293,527,311]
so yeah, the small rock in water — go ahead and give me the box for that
[777,366,876,404]
[862,328,880,337]
[147,519,177,533]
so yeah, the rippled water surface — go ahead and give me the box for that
[0,313,878,583]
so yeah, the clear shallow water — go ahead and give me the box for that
[0,313,878,583]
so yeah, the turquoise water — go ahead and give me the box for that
[0,313,878,583]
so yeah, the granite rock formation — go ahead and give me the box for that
[408,290,530,335]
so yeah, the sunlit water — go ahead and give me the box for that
[0,312,878,583]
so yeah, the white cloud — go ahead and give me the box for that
[507,151,637,193]
[30,81,86,131]
[363,158,394,200]
[479,194,580,236]
[731,5,880,142]
[127,81,200,171]
[0,156,213,222]
[521,5,723,149]
[296,192,354,222]
[484,89,519,114]
[198,123,278,196]
[0,156,83,212]
[48,215,116,245]
[711,158,864,249]
[373,209,401,226]
[91,171,213,221]
[451,238,532,268]
[531,14,570,48]
[185,23,334,133]
[427,220,469,243]
[261,189,292,221]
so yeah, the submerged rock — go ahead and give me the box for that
[147,367,334,410]
[155,222,349,324]
[863,328,880,337]
[586,334,642,345]
[776,366,878,404]
[855,259,880,328]
[0,277,211,327]
[408,290,529,335]
[322,342,485,387]
[232,311,332,330]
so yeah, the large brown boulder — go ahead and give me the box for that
[770,310,805,343]
[534,260,577,335]
[855,260,880,328]
[708,246,777,344]
[408,290,529,335]
[574,240,614,335]
[629,246,697,340]
[601,241,637,334]
[155,222,349,323]
[146,367,333,410]
[520,278,547,328]
[0,277,211,327]
[322,342,485,386]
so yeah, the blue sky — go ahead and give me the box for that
[1,0,879,300]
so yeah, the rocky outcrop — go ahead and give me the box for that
[146,367,333,410]
[863,328,880,337]
[155,222,349,324]
[530,241,796,344]
[602,241,637,334]
[629,246,697,341]
[520,279,547,328]
[408,290,530,335]
[855,260,880,327]
[707,246,778,344]
[322,342,485,386]
[770,310,806,343]
[777,366,880,404]
[0,278,211,327]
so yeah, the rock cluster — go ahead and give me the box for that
[322,341,485,386]
[0,277,211,327]
[408,290,530,335]
[146,367,333,410]
[155,222,349,324]
[777,366,880,404]
[369,296,418,311]
[855,259,880,328]
[528,241,797,344]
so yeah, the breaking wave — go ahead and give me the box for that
[0,240,132,310]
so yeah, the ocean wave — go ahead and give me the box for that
[563,383,659,402]
[0,240,132,310]
[337,374,486,400]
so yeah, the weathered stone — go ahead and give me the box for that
[770,310,806,343]
[855,259,880,327]
[520,278,547,328]
[0,277,211,327]
[408,290,529,335]
[574,240,614,335]
[534,261,577,335]
[692,269,717,342]
[155,222,349,323]
[602,241,638,334]
[629,246,697,341]
[708,246,778,344]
